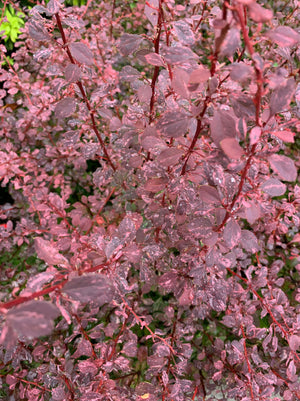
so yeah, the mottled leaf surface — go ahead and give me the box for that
[156,111,190,138]
[35,237,68,265]
[6,301,60,339]
[261,178,286,196]
[63,274,115,305]
[70,42,94,65]
[119,33,143,56]
[270,78,296,116]
[54,97,76,119]
[268,154,297,182]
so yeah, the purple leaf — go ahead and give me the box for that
[223,219,241,248]
[199,185,221,204]
[144,0,159,26]
[220,27,240,58]
[63,274,115,305]
[173,20,195,46]
[6,301,60,339]
[35,237,68,265]
[266,26,300,47]
[241,230,259,253]
[157,148,183,167]
[156,111,190,138]
[120,66,140,82]
[230,95,256,119]
[261,178,287,196]
[268,154,297,182]
[47,0,60,15]
[163,46,197,64]
[64,64,81,83]
[54,97,76,119]
[69,42,94,65]
[270,78,296,116]
[172,67,190,98]
[27,19,51,41]
[210,110,237,147]
[119,33,143,56]
[220,137,244,159]
[288,335,300,351]
[230,63,253,82]
[144,52,165,67]
[144,177,168,192]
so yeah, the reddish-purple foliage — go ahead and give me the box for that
[0,0,299,400]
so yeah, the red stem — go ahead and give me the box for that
[54,13,116,171]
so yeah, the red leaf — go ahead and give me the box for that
[63,274,115,305]
[220,138,244,159]
[69,42,94,65]
[266,26,300,47]
[270,78,296,116]
[223,219,241,248]
[249,126,262,145]
[261,178,287,197]
[54,97,76,119]
[156,111,190,138]
[172,67,190,98]
[268,154,297,182]
[120,66,141,82]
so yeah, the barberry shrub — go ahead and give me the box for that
[0,0,299,400]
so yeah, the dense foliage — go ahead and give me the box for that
[0,0,299,400]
